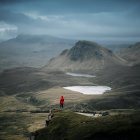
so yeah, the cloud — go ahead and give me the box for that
[0,0,140,42]
[0,21,18,40]
[1,9,140,41]
[23,12,64,22]
[0,0,35,5]
[1,0,140,14]
[0,9,34,24]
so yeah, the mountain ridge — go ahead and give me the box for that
[0,34,75,71]
[44,40,127,72]
[118,42,140,65]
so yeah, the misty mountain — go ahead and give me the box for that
[118,42,140,65]
[44,40,127,72]
[0,34,75,71]
[104,43,130,52]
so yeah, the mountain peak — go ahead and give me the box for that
[75,40,102,48]
[45,40,126,72]
[68,40,108,61]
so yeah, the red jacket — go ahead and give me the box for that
[60,96,64,104]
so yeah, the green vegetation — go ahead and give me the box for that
[0,112,49,140]
[0,113,29,140]
[0,40,140,140]
[35,110,140,140]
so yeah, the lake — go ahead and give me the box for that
[65,72,111,95]
[63,86,111,95]
[66,72,96,78]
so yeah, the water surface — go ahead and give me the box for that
[63,86,111,95]
[66,72,96,78]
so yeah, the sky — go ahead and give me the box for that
[0,0,140,43]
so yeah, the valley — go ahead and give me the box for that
[0,40,140,140]
[0,0,140,139]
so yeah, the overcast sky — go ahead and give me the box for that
[0,0,140,42]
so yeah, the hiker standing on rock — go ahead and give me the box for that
[60,96,64,109]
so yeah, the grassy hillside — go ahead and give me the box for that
[35,110,140,140]
[0,67,94,95]
[0,112,49,140]
[0,65,140,111]
[84,64,140,110]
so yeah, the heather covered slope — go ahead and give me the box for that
[35,110,140,140]
[44,41,127,72]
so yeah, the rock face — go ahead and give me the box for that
[44,40,127,72]
[68,41,105,61]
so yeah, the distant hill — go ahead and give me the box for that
[44,40,127,72]
[118,42,140,65]
[0,34,75,71]
[104,43,130,52]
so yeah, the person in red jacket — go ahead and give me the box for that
[60,96,64,108]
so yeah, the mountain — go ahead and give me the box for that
[44,40,127,72]
[104,43,130,52]
[118,42,140,65]
[0,34,75,72]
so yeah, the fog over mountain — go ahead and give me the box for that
[118,42,140,65]
[0,34,75,71]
